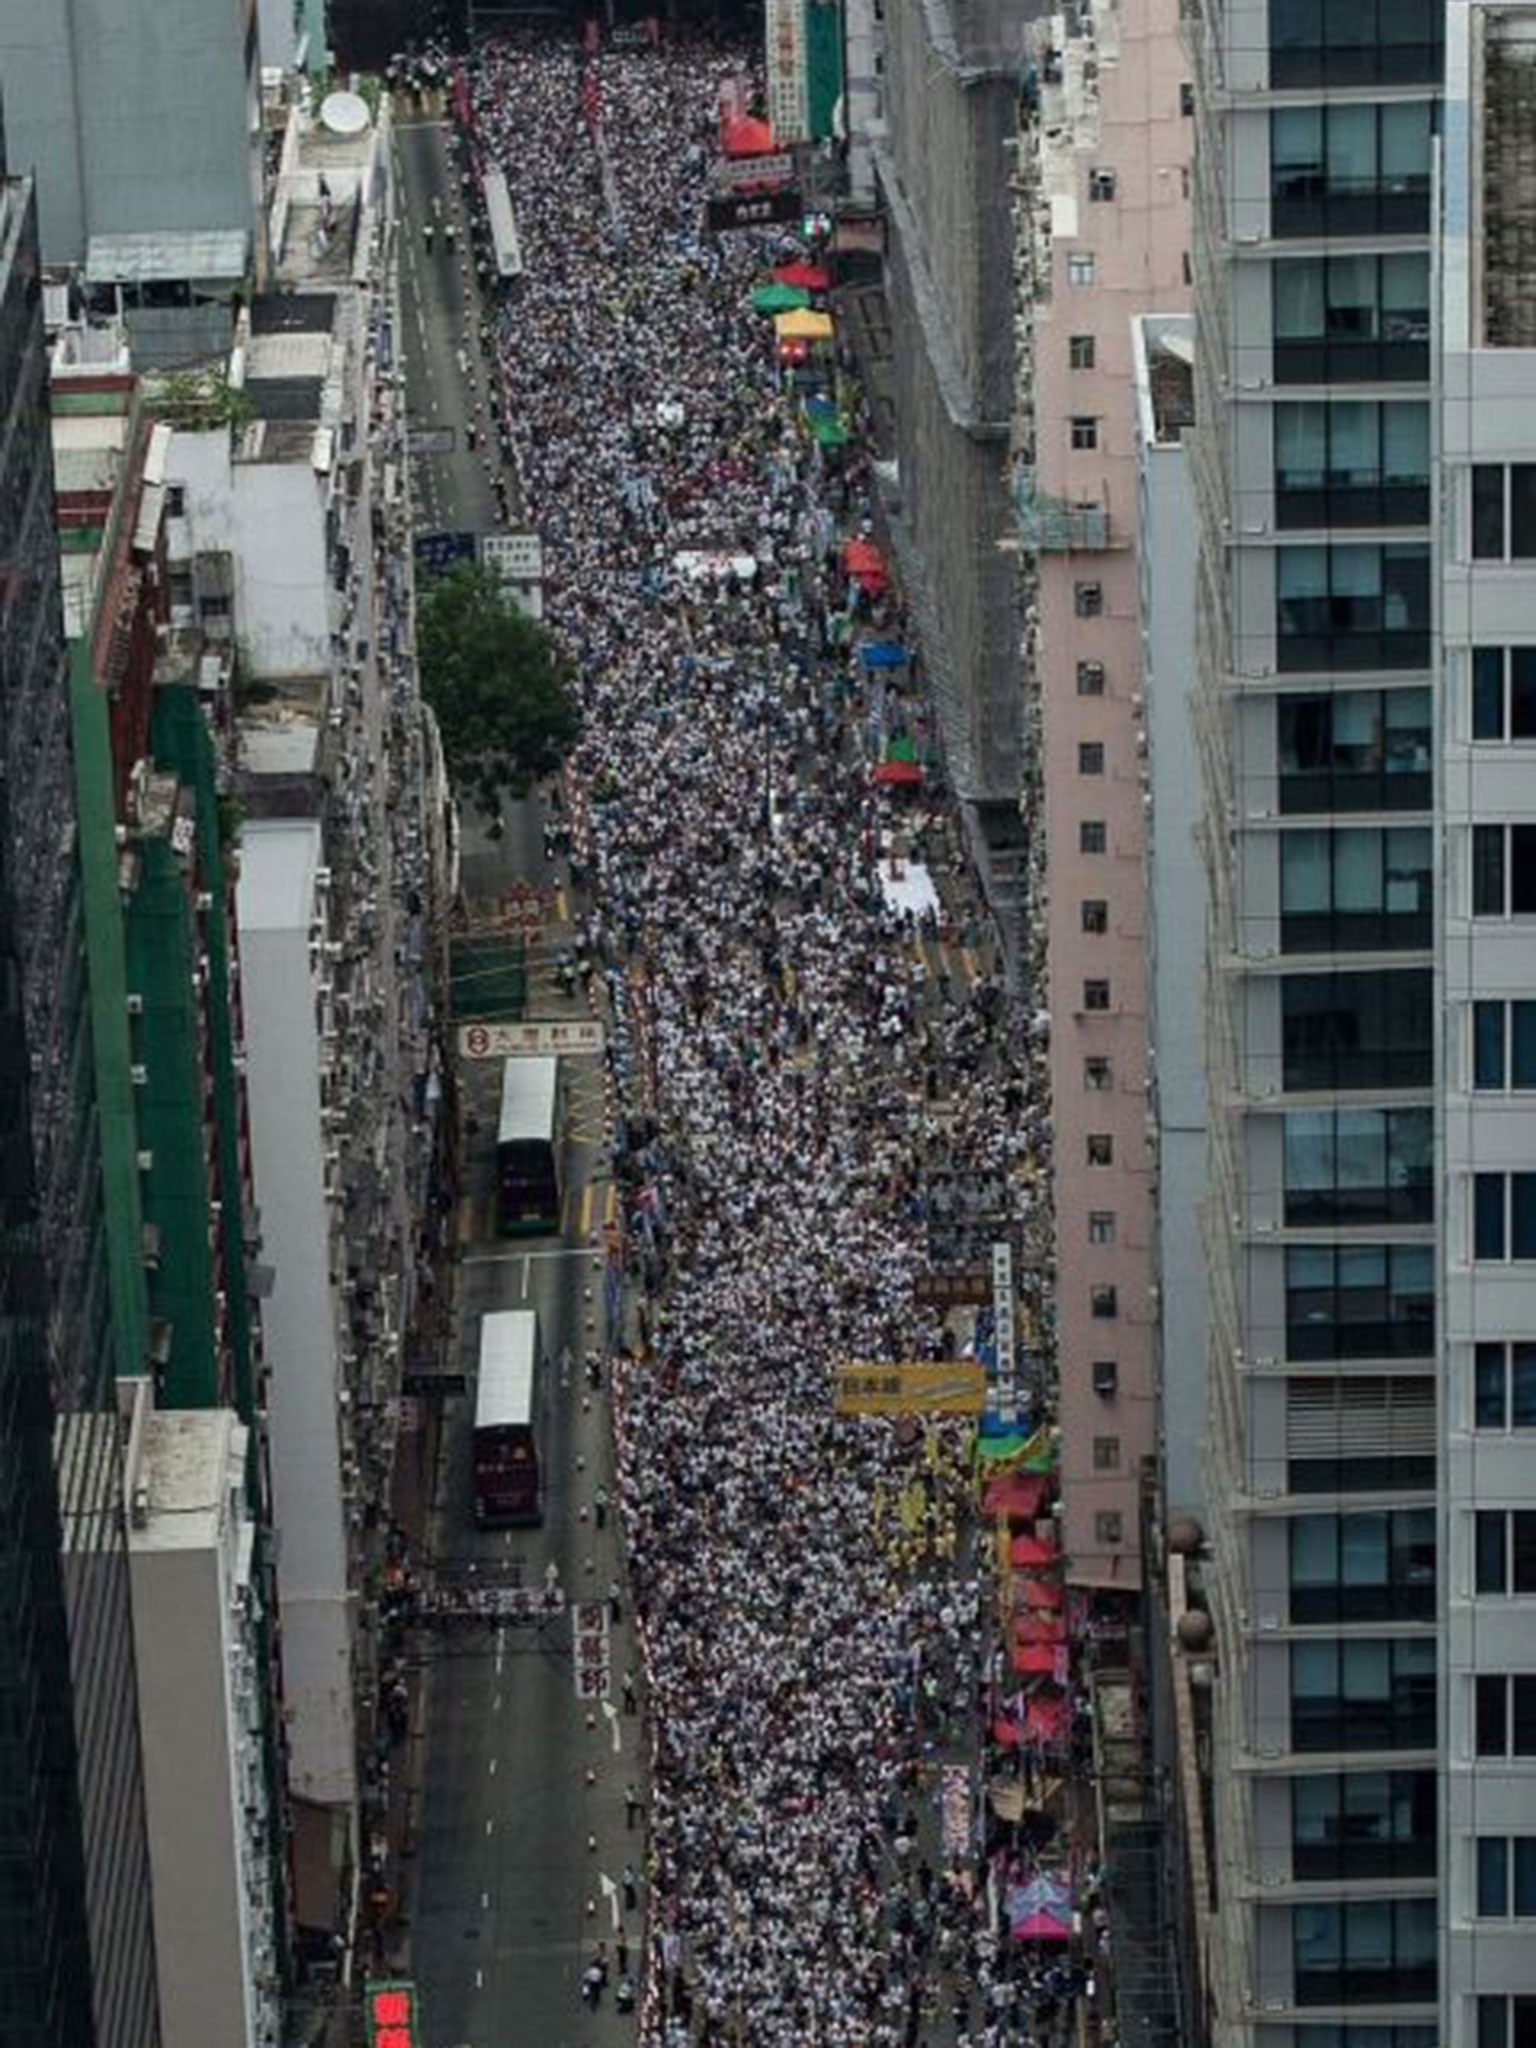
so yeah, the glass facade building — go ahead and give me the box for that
[0,163,160,2048]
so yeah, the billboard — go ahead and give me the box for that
[765,0,808,141]
[365,1981,420,2048]
[705,189,804,233]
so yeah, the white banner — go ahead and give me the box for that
[459,1019,606,1059]
[713,151,795,192]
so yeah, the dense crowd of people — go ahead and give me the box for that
[453,34,1069,2048]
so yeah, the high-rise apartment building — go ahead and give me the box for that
[1012,0,1191,1591]
[0,151,162,2048]
[1185,0,1441,2037]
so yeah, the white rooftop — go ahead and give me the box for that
[237,818,322,932]
[128,1410,246,1554]
[86,228,249,284]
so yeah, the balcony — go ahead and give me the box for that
[1013,469,1116,552]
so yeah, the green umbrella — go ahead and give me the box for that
[809,413,850,448]
[752,282,811,314]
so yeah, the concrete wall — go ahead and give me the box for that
[237,819,356,1811]
[0,0,260,265]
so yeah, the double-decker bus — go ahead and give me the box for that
[496,1055,562,1236]
[473,1309,544,1525]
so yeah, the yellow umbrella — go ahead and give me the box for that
[773,307,835,341]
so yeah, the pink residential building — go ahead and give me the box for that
[1014,0,1190,1591]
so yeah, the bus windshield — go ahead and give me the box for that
[496,1056,561,1235]
[474,1309,543,1525]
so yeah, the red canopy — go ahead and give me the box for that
[1017,1577,1063,1610]
[871,759,922,787]
[991,1715,1021,1748]
[985,1473,1050,1521]
[722,113,776,158]
[774,260,831,291]
[778,339,810,364]
[1014,1614,1066,1646]
[1009,1533,1058,1568]
[843,538,885,578]
[1025,1695,1069,1743]
[1012,1643,1059,1675]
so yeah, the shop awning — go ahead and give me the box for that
[774,260,831,291]
[774,307,835,341]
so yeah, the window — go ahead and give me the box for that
[1285,1244,1434,1361]
[1070,417,1099,451]
[1078,741,1105,774]
[1068,251,1096,287]
[1474,1342,1536,1430]
[1283,1108,1433,1226]
[1092,1360,1119,1398]
[1273,253,1432,384]
[164,484,187,518]
[1279,826,1432,952]
[1291,1638,1437,1750]
[1088,1211,1116,1244]
[1471,647,1536,740]
[1087,1134,1113,1165]
[1472,1000,1536,1089]
[1289,1509,1435,1622]
[1270,102,1434,238]
[1282,970,1432,1089]
[1478,1997,1536,2048]
[1475,1511,1536,1595]
[1090,1284,1118,1320]
[1472,825,1536,916]
[1088,167,1117,201]
[1095,1511,1124,1544]
[1077,660,1106,696]
[1270,0,1444,89]
[1083,979,1110,1011]
[1287,1376,1435,1493]
[1069,334,1097,371]
[1080,819,1107,853]
[1292,1772,1435,1881]
[1292,1898,1436,2005]
[1179,81,1195,115]
[1093,1435,1121,1470]
[1471,465,1536,561]
[1478,1839,1536,1917]
[199,593,232,619]
[1474,1674,1536,1757]
[1075,581,1104,617]
[1274,403,1432,530]
[1276,544,1432,671]
[1084,1057,1113,1091]
[1473,1174,1536,1261]
[1081,899,1108,934]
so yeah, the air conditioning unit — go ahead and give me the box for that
[130,1063,148,1086]
[137,1150,154,1171]
[126,992,143,1016]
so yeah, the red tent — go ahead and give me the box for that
[1014,1614,1066,1646]
[1012,1643,1059,1676]
[1025,1695,1069,1744]
[1017,1577,1063,1611]
[991,1716,1021,1748]
[774,260,831,292]
[871,759,922,787]
[843,538,885,579]
[1009,1533,1058,1568]
[722,113,776,157]
[985,1473,1050,1521]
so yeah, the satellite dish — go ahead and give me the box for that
[320,90,370,138]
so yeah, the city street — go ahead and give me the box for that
[393,111,643,2048]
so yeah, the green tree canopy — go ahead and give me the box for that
[417,560,579,818]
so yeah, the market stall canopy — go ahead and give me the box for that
[1013,1614,1066,1646]
[842,537,885,578]
[1011,1910,1072,1943]
[722,112,776,157]
[1012,1643,1060,1675]
[1024,1695,1069,1744]
[1009,1532,1058,1568]
[774,259,831,291]
[809,413,850,448]
[1017,1577,1064,1610]
[774,307,835,341]
[871,758,922,787]
[858,640,908,669]
[753,282,811,314]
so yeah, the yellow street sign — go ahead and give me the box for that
[834,1361,987,1417]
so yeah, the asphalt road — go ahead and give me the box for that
[394,112,644,2048]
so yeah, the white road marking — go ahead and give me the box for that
[522,1253,532,1295]
[475,1967,484,1991]
[598,1873,621,1932]
[602,1700,622,1756]
[486,1818,495,1837]
[482,1890,490,1910]
[489,1757,498,1777]
[493,1693,503,1713]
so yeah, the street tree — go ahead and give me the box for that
[417,560,579,819]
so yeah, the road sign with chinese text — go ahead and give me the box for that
[365,1980,420,2048]
[459,1019,606,1059]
